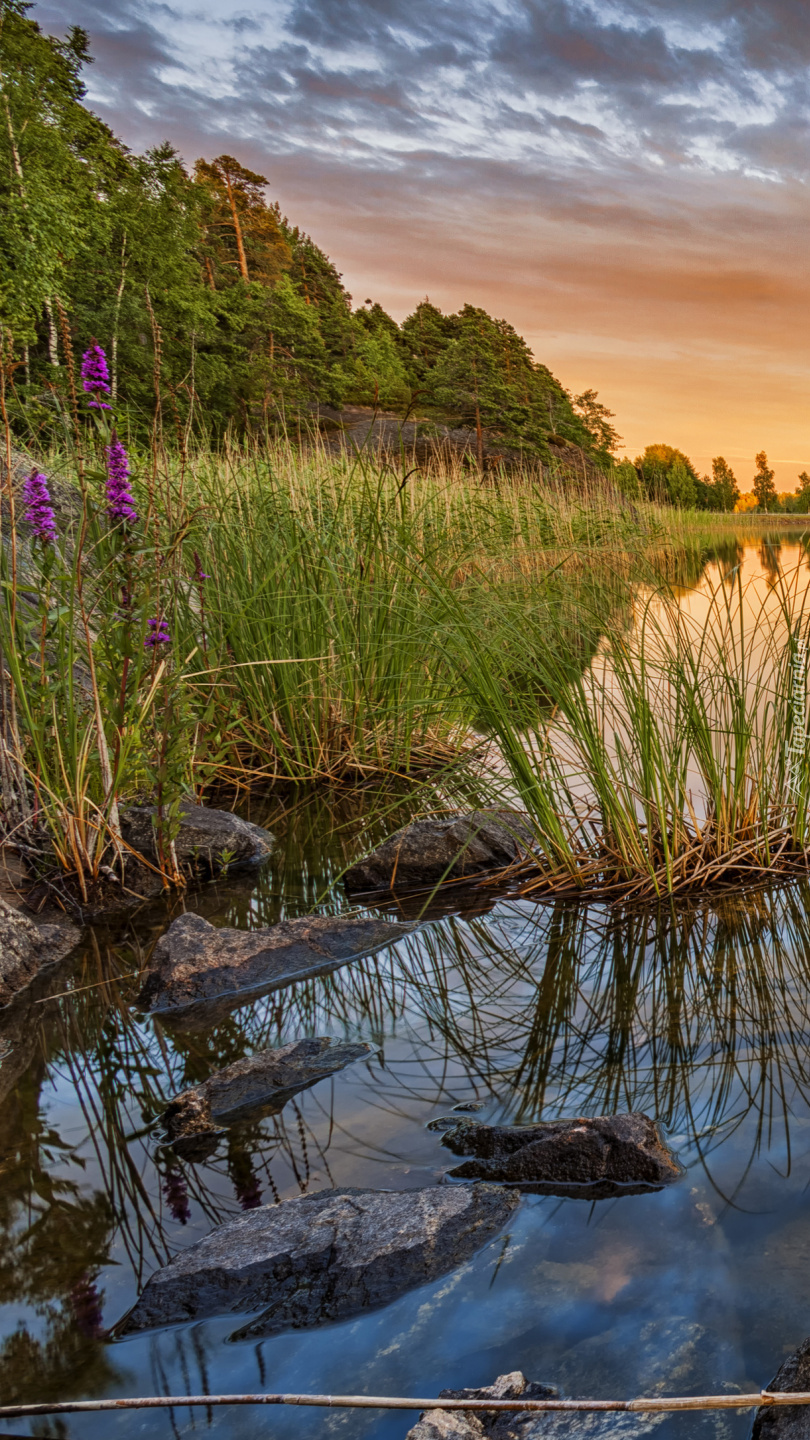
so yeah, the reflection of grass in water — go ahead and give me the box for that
[8,876,810,1387]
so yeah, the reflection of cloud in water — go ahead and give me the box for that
[4,819,810,1422]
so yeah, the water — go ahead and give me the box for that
[5,533,810,1439]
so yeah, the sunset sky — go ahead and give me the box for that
[38,0,810,487]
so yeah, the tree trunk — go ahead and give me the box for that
[44,298,59,367]
[224,169,249,281]
[475,399,484,473]
[111,235,127,402]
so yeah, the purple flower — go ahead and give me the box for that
[145,616,171,649]
[163,1168,191,1225]
[235,1173,263,1211]
[22,470,57,545]
[70,1275,104,1339]
[193,550,210,583]
[81,341,112,410]
[105,432,138,525]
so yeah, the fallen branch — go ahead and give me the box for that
[0,1389,807,1420]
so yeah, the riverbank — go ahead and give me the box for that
[2,440,809,904]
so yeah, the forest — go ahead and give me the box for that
[0,0,755,513]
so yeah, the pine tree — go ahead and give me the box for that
[194,155,290,286]
[573,390,622,455]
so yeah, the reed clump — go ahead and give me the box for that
[0,431,656,887]
[452,558,810,899]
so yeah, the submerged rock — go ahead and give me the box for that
[406,1373,558,1440]
[0,897,79,1007]
[120,802,274,875]
[429,1112,681,1196]
[344,811,533,893]
[138,911,415,1025]
[120,1183,519,1337]
[405,1368,670,1440]
[163,1036,372,1145]
[752,1337,810,1438]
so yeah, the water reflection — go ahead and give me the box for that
[2,858,810,1430]
[5,535,810,1433]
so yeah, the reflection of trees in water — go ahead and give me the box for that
[758,536,783,589]
[3,883,810,1402]
[0,1052,123,1403]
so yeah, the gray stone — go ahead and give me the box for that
[120,802,274,874]
[119,1183,519,1337]
[163,1036,373,1142]
[0,897,79,1007]
[344,811,533,892]
[407,1373,558,1440]
[429,1112,681,1196]
[138,911,415,1025]
[752,1337,810,1438]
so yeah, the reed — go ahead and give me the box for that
[0,436,657,882]
[446,553,810,898]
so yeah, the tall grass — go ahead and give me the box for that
[6,430,806,897]
[449,553,810,898]
[173,443,651,783]
[0,438,656,884]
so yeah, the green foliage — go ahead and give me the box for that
[708,456,740,512]
[0,8,617,461]
[572,389,622,455]
[612,459,641,499]
[794,471,810,514]
[634,444,737,512]
[753,451,778,512]
[423,305,592,459]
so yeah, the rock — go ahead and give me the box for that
[0,897,79,1006]
[138,911,415,1025]
[429,1112,681,1196]
[120,802,274,874]
[406,1373,558,1440]
[163,1036,372,1144]
[119,1183,519,1337]
[344,811,533,892]
[752,1337,810,1438]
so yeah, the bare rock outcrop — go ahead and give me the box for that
[119,1183,519,1337]
[429,1112,682,1197]
[344,811,532,893]
[138,911,415,1025]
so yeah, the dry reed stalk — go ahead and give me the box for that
[0,1390,806,1420]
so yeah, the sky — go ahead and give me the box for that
[35,0,810,484]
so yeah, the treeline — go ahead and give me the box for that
[626,445,810,514]
[0,0,619,464]
[618,445,741,513]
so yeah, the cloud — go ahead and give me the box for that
[30,0,810,463]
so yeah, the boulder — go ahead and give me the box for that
[752,1337,810,1438]
[138,911,415,1025]
[0,897,79,1006]
[429,1112,682,1197]
[120,802,274,874]
[119,1183,519,1338]
[344,811,533,892]
[163,1036,372,1144]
